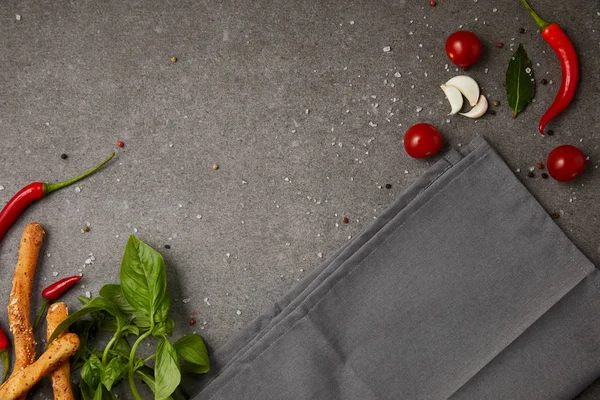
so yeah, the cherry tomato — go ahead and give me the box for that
[404,123,443,159]
[445,31,482,67]
[547,145,586,182]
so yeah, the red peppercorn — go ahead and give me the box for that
[117,141,125,148]
[537,162,544,170]
[189,318,197,326]
[343,217,349,224]
[497,42,504,48]
[429,0,436,6]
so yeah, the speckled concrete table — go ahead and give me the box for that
[1,0,599,398]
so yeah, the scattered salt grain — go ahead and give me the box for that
[383,46,391,52]
[394,72,401,78]
[182,298,191,304]
[16,14,21,20]
[317,252,323,258]
[236,310,242,315]
[416,107,423,113]
[0,185,4,191]
[52,271,59,277]
[85,291,91,298]
[74,186,81,193]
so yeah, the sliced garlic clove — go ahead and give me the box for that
[440,84,463,115]
[445,75,480,106]
[460,95,488,119]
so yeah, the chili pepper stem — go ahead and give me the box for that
[0,350,8,384]
[43,152,115,195]
[519,0,550,31]
[32,299,50,332]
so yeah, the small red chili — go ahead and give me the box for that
[0,326,9,384]
[519,0,579,134]
[117,141,125,148]
[32,275,82,331]
[0,153,114,242]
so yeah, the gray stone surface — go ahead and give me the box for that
[1,0,599,398]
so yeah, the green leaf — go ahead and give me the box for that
[93,384,104,400]
[505,43,535,118]
[81,354,103,389]
[112,337,131,358]
[154,338,181,400]
[80,380,96,400]
[135,366,156,392]
[120,235,168,325]
[101,355,128,391]
[69,319,96,369]
[100,284,151,329]
[154,289,171,325]
[173,334,210,374]
[47,297,128,345]
[152,317,174,338]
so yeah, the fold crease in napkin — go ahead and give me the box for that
[189,137,600,400]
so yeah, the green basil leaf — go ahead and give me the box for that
[155,338,181,400]
[151,317,174,338]
[69,319,96,369]
[100,284,151,329]
[93,384,104,400]
[122,324,140,336]
[135,366,156,392]
[80,380,96,400]
[505,43,535,118]
[81,354,103,389]
[112,337,131,358]
[154,289,171,325]
[101,355,128,391]
[173,334,210,374]
[98,315,119,332]
[120,235,167,325]
[48,297,128,345]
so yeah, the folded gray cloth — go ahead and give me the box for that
[188,137,599,400]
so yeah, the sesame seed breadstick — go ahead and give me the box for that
[8,222,44,399]
[46,302,75,400]
[0,333,79,400]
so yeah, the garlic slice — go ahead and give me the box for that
[445,76,480,106]
[460,95,488,119]
[440,84,463,115]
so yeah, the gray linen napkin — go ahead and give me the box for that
[188,137,599,400]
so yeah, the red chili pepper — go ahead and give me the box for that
[32,275,82,331]
[0,326,9,384]
[519,0,579,134]
[0,153,114,242]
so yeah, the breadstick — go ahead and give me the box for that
[0,333,79,400]
[8,223,44,400]
[46,302,74,400]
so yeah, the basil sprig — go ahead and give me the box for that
[48,235,210,400]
